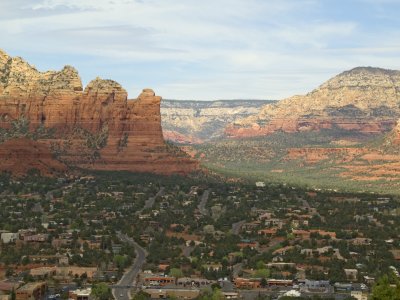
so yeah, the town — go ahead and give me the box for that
[0,171,399,300]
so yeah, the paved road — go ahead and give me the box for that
[135,187,165,215]
[198,189,210,216]
[112,233,147,300]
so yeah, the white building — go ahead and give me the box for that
[1,232,19,244]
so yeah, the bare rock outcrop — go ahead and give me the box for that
[226,67,400,138]
[0,49,198,175]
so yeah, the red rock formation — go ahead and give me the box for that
[226,117,396,138]
[0,138,67,176]
[390,119,400,145]
[286,147,365,164]
[163,130,204,144]
[0,49,198,175]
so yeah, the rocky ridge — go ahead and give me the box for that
[0,49,197,175]
[161,99,274,144]
[226,67,400,138]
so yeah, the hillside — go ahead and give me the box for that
[226,67,400,138]
[161,99,275,144]
[188,68,400,193]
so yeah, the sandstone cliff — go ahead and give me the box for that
[226,67,400,138]
[161,100,274,144]
[0,138,67,177]
[0,49,198,175]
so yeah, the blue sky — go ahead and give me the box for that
[1,0,400,100]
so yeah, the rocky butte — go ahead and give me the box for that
[0,49,198,175]
[226,67,400,138]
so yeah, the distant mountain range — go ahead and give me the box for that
[161,99,275,144]
[161,67,400,193]
[226,67,400,138]
[162,67,400,145]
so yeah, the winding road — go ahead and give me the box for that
[198,189,210,216]
[113,187,164,299]
[135,187,165,215]
[112,233,147,300]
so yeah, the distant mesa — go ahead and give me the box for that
[226,66,400,138]
[0,49,198,176]
[161,99,275,144]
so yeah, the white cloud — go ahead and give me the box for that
[1,0,400,99]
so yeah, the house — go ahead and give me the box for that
[273,246,295,256]
[351,290,368,300]
[241,222,261,232]
[23,234,49,243]
[390,250,400,260]
[351,238,372,246]
[30,267,57,278]
[300,280,331,293]
[69,288,92,300]
[143,276,175,287]
[56,267,98,279]
[222,292,239,299]
[16,282,47,300]
[258,228,277,236]
[258,212,272,221]
[265,219,284,228]
[267,279,293,287]
[292,230,310,239]
[234,278,261,289]
[202,263,222,272]
[158,264,170,272]
[140,234,153,243]
[59,256,69,266]
[344,269,358,281]
[237,240,257,250]
[177,277,214,287]
[0,233,19,244]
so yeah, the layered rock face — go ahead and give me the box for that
[226,67,400,138]
[0,49,197,175]
[161,100,274,144]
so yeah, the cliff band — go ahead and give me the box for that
[0,49,197,175]
[226,67,400,138]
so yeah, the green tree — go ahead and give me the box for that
[91,283,112,300]
[255,268,270,279]
[169,268,184,280]
[371,275,400,300]
[197,288,225,300]
[114,255,127,270]
[132,291,150,300]
[10,288,16,300]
